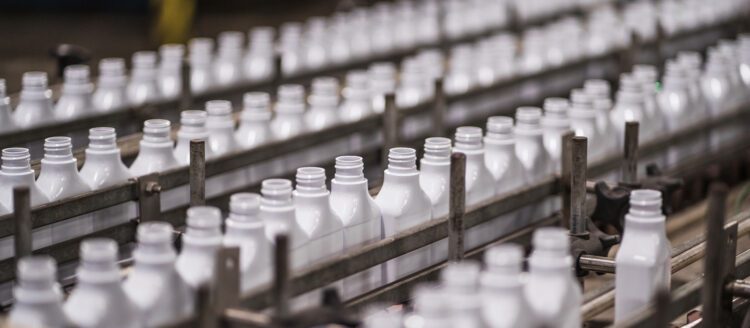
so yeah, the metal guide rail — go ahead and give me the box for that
[0,18,735,243]
[0,2,613,150]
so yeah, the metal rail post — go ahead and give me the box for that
[448,153,467,261]
[190,139,206,206]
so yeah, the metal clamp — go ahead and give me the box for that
[137,173,162,222]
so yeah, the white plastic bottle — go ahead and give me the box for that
[236,92,273,148]
[129,119,180,176]
[375,147,432,282]
[340,70,373,122]
[632,66,668,137]
[514,107,553,184]
[124,221,193,326]
[0,148,49,212]
[64,238,139,328]
[615,189,671,322]
[244,26,275,81]
[397,58,432,108]
[524,227,582,328]
[205,100,240,156]
[702,48,735,116]
[611,74,649,142]
[13,71,55,128]
[175,206,224,289]
[677,51,711,121]
[569,89,606,161]
[441,262,483,328]
[658,61,693,132]
[541,98,571,172]
[485,116,527,195]
[36,136,91,201]
[8,256,69,328]
[55,65,94,120]
[583,79,619,156]
[481,244,534,328]
[329,155,382,298]
[419,137,451,218]
[157,44,185,99]
[305,76,340,131]
[214,31,245,86]
[279,22,303,75]
[294,167,344,267]
[271,84,307,140]
[127,51,160,106]
[174,110,213,165]
[454,126,496,205]
[224,193,271,291]
[92,58,128,113]
[368,62,397,113]
[188,38,215,94]
[80,127,132,190]
[0,79,17,131]
[259,178,308,270]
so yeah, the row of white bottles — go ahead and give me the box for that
[370,227,580,328]
[5,1,734,132]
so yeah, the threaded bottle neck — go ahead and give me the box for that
[131,51,157,79]
[619,73,642,93]
[484,244,523,275]
[531,227,569,257]
[98,58,126,86]
[159,44,184,69]
[189,38,214,64]
[206,100,234,128]
[242,92,271,117]
[629,189,662,218]
[486,116,514,140]
[543,97,570,119]
[454,126,483,151]
[441,262,480,291]
[570,89,593,110]
[88,127,117,151]
[185,206,223,238]
[583,79,610,99]
[295,167,327,195]
[515,106,542,131]
[135,222,176,263]
[21,71,49,93]
[387,147,417,172]
[218,31,244,57]
[142,119,172,143]
[309,77,340,108]
[0,78,6,98]
[277,84,306,114]
[17,256,57,289]
[78,238,120,283]
[343,70,369,100]
[423,137,451,162]
[334,156,365,183]
[63,65,91,86]
[179,110,208,135]
[2,148,31,173]
[261,179,293,206]
[43,136,74,161]
[229,193,261,222]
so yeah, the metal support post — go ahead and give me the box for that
[213,246,241,313]
[621,121,639,186]
[190,139,206,206]
[273,234,291,323]
[448,153,466,262]
[701,183,736,327]
[561,131,574,229]
[570,136,589,237]
[272,55,283,91]
[13,187,32,261]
